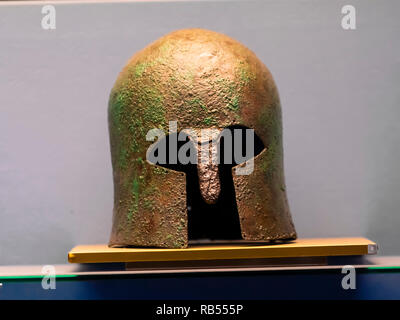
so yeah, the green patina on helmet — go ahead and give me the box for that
[108,28,296,248]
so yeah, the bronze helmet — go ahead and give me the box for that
[108,28,297,248]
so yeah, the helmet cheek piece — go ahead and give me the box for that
[233,149,297,242]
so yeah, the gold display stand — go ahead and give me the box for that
[68,237,377,270]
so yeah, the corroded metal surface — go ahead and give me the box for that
[193,129,221,204]
[109,165,187,248]
[108,28,297,248]
[196,142,221,205]
[233,150,296,241]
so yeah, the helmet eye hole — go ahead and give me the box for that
[218,125,265,166]
[147,126,265,168]
[149,132,194,170]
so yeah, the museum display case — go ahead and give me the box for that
[1,0,399,305]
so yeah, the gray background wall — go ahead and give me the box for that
[0,0,399,265]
